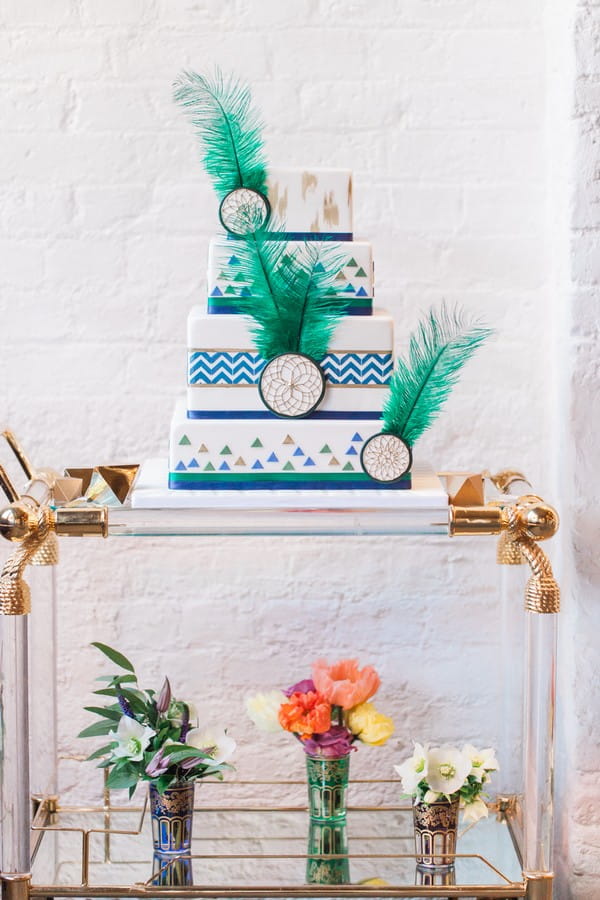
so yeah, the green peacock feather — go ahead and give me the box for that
[382,305,492,446]
[227,235,348,361]
[173,69,267,197]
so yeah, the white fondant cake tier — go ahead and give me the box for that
[169,399,403,491]
[186,307,394,414]
[207,238,373,315]
[264,168,353,238]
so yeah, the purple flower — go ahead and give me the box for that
[156,677,171,714]
[179,703,190,742]
[284,679,316,698]
[117,694,135,718]
[145,747,172,777]
[302,725,355,759]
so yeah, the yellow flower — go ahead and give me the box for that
[346,702,394,746]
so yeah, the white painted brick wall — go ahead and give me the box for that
[2,0,596,894]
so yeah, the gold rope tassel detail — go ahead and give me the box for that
[516,534,560,614]
[0,507,53,614]
[31,530,59,566]
[496,530,526,565]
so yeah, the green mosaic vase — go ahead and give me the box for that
[305,754,350,821]
[306,818,350,885]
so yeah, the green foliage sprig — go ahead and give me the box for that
[78,643,235,797]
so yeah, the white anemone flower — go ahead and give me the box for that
[186,726,236,765]
[246,691,286,732]
[461,796,489,823]
[109,716,155,762]
[463,744,499,782]
[426,745,472,795]
[394,742,429,794]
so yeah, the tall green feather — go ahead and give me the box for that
[173,69,267,197]
[382,305,492,445]
[227,236,349,361]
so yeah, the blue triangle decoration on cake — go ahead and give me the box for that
[188,458,199,468]
[356,286,368,297]
[175,460,186,471]
[210,286,223,297]
[346,446,358,456]
[240,286,252,296]
[267,452,278,462]
[293,446,305,456]
[228,255,241,265]
[352,432,363,442]
[252,459,264,469]
[304,457,316,466]
[219,461,230,470]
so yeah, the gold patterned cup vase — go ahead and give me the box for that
[149,783,195,854]
[305,754,350,822]
[412,798,459,869]
[306,818,350,885]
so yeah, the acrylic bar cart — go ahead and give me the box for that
[0,440,559,900]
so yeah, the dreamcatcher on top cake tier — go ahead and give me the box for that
[174,69,349,418]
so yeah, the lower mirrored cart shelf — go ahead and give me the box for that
[31,781,525,899]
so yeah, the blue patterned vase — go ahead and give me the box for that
[149,782,195,854]
[152,852,194,886]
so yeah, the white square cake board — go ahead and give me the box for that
[131,458,449,512]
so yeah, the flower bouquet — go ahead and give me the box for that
[79,643,235,854]
[395,742,498,868]
[247,658,394,820]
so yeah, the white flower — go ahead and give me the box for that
[461,796,489,824]
[394,742,429,794]
[426,745,472,795]
[186,726,236,765]
[463,744,499,782]
[423,790,440,803]
[167,700,198,728]
[109,716,155,762]
[246,691,286,733]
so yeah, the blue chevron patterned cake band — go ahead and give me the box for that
[186,410,384,420]
[188,351,393,386]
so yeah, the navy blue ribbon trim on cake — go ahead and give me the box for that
[206,304,371,316]
[186,410,384,420]
[168,477,410,491]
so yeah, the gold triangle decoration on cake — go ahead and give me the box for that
[235,456,246,466]
[283,434,295,444]
[198,443,209,453]
[329,456,340,466]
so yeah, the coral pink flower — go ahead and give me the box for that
[312,658,380,710]
[278,691,331,736]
